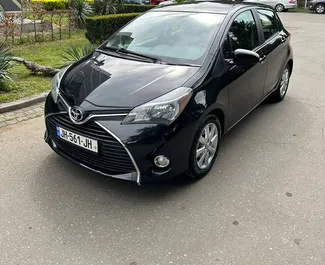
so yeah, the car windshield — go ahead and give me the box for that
[103,11,225,65]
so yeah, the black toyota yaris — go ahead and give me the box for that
[44,2,293,185]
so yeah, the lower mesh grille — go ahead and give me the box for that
[46,114,135,175]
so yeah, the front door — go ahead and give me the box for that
[222,9,268,127]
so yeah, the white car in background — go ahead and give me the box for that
[159,0,238,6]
[158,0,198,6]
[158,0,174,5]
[243,0,298,11]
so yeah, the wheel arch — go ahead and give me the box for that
[206,108,225,135]
[275,3,285,9]
[287,59,293,76]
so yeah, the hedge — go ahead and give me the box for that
[31,1,154,11]
[85,13,141,44]
[120,4,155,13]
[31,0,69,10]
[30,0,93,10]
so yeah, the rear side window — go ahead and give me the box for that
[222,10,259,59]
[257,9,279,41]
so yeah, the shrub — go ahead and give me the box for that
[31,0,69,10]
[92,0,124,15]
[71,0,93,28]
[61,43,96,63]
[30,0,94,10]
[85,13,140,43]
[30,0,154,12]
[119,4,155,13]
[92,1,154,15]
[0,42,13,91]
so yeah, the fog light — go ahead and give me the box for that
[154,155,170,168]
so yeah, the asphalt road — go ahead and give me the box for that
[1,13,325,265]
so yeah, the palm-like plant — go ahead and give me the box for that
[0,42,13,91]
[70,0,93,28]
[61,43,96,64]
[93,0,124,15]
[0,4,4,21]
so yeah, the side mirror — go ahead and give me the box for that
[233,49,260,65]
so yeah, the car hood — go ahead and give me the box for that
[60,51,199,110]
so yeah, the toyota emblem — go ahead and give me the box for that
[70,106,84,122]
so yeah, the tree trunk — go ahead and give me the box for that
[11,57,59,77]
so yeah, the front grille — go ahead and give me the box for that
[46,114,135,175]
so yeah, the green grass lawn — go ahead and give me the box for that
[0,30,89,103]
[288,8,311,12]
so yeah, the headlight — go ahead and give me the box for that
[122,87,193,125]
[51,66,69,103]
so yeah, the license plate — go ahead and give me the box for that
[56,126,98,153]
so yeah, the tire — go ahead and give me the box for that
[315,4,325,14]
[185,115,221,180]
[269,64,291,103]
[275,4,285,12]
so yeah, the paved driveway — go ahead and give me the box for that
[1,12,325,265]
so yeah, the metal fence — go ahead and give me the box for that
[0,9,76,44]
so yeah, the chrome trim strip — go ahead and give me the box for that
[45,111,68,119]
[80,163,133,181]
[95,121,141,185]
[58,94,128,125]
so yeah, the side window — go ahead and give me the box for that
[257,9,279,41]
[222,10,259,59]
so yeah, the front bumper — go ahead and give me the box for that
[44,94,197,184]
[308,2,316,10]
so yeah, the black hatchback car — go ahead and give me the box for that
[44,2,293,185]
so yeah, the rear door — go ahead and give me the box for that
[254,8,289,96]
[221,9,268,126]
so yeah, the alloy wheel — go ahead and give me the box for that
[196,123,219,170]
[280,68,289,97]
[316,4,325,13]
[276,4,284,12]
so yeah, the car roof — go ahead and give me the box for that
[153,1,272,14]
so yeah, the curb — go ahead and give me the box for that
[0,92,48,114]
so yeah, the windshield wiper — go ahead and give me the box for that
[95,46,118,56]
[163,62,200,67]
[98,46,198,66]
[97,46,161,63]
[116,47,162,63]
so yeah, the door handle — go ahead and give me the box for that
[259,55,266,62]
